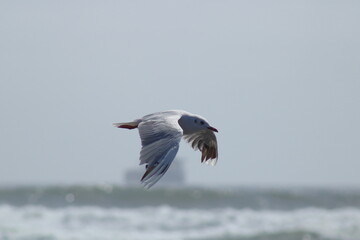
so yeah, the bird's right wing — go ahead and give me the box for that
[138,116,183,188]
[183,129,218,166]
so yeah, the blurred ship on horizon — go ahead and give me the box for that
[124,159,186,187]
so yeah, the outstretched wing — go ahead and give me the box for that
[138,116,183,188]
[183,129,218,165]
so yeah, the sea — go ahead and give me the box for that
[1,185,360,240]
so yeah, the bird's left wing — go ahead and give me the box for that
[183,129,218,166]
[138,115,183,188]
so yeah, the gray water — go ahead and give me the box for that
[1,185,360,240]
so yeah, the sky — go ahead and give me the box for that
[0,0,359,187]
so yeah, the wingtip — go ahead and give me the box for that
[141,166,155,181]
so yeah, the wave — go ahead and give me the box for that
[1,205,360,240]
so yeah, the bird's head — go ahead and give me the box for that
[178,114,218,134]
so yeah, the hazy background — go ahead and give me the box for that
[0,0,359,187]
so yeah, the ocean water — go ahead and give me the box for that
[1,186,360,240]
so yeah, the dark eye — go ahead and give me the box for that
[200,121,204,125]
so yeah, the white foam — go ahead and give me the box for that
[1,205,360,240]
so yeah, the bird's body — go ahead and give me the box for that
[113,110,218,188]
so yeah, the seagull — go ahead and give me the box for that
[113,110,219,188]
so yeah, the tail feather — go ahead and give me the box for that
[113,121,139,129]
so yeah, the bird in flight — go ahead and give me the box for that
[113,110,219,188]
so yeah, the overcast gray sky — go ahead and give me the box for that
[0,0,359,187]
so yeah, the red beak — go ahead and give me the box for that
[207,126,218,132]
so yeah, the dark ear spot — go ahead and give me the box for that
[194,119,198,123]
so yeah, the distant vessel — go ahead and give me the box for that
[124,160,186,187]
